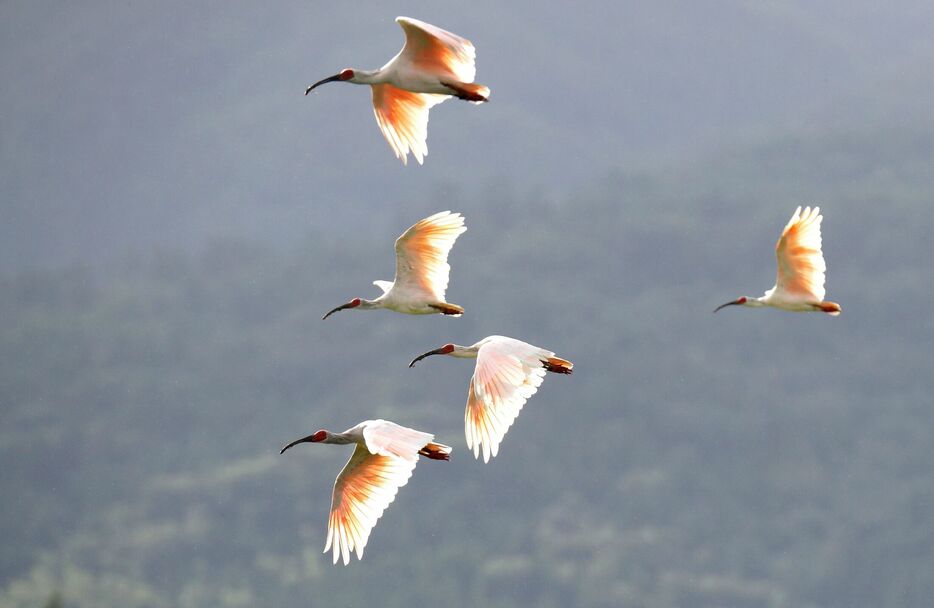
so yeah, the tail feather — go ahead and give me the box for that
[461,82,490,102]
[542,356,573,375]
[442,81,489,103]
[818,301,842,316]
[429,302,465,316]
[419,442,452,461]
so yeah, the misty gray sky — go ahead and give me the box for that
[3,1,934,268]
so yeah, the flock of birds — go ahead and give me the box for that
[280,17,842,566]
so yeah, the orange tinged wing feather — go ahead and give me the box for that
[465,338,553,463]
[396,17,477,83]
[325,444,417,565]
[371,83,447,165]
[774,206,827,302]
[393,210,466,301]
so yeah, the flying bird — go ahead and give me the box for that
[409,336,573,462]
[280,419,451,565]
[323,210,466,319]
[715,206,842,315]
[304,16,490,165]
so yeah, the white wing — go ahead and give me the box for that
[361,419,435,462]
[392,211,466,301]
[371,83,448,166]
[395,17,477,83]
[773,206,827,302]
[324,444,417,565]
[465,336,555,463]
[373,280,394,295]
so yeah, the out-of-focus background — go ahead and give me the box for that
[2,1,934,606]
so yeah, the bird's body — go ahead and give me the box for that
[323,210,467,319]
[280,419,451,565]
[305,17,489,165]
[409,336,573,462]
[715,206,842,315]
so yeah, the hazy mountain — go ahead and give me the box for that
[3,2,934,607]
[2,114,933,606]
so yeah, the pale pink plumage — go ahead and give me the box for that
[774,205,828,303]
[392,210,466,305]
[409,336,573,463]
[374,17,488,164]
[715,206,841,314]
[466,337,553,462]
[305,16,489,165]
[371,85,448,166]
[281,419,451,565]
[322,210,466,319]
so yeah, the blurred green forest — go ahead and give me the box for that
[2,120,933,608]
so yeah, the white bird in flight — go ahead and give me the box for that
[305,16,490,165]
[323,210,467,319]
[280,419,451,565]
[715,206,842,315]
[409,336,573,462]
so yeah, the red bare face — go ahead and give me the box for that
[339,69,355,81]
[349,298,361,307]
[310,430,328,442]
[441,343,455,354]
[737,297,747,304]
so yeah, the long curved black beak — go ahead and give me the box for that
[713,299,743,313]
[305,74,342,95]
[409,347,447,368]
[322,302,353,320]
[280,434,316,454]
